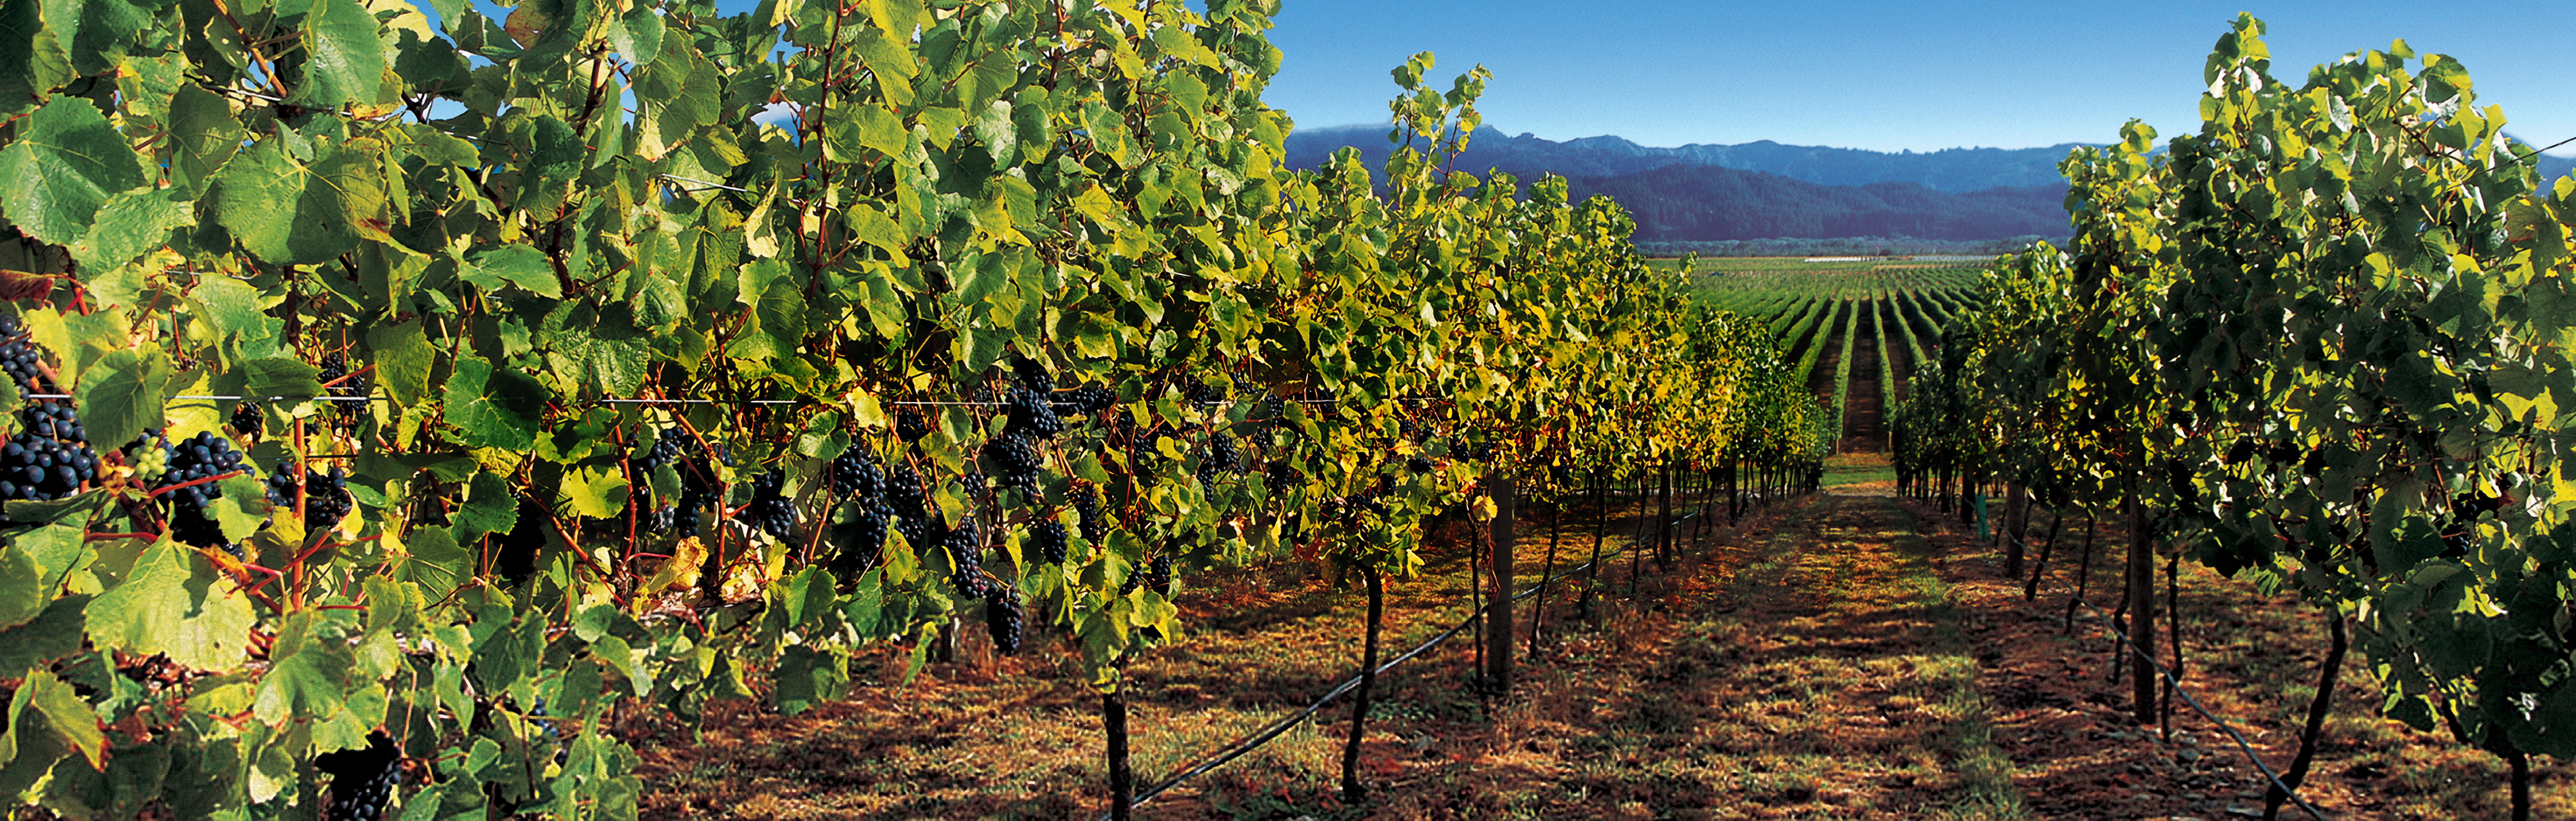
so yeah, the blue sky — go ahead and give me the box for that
[1257,1,2576,155]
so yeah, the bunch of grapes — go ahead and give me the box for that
[0,314,53,394]
[883,462,927,520]
[632,430,692,535]
[1073,483,1108,542]
[983,433,1044,497]
[941,518,987,600]
[1063,382,1117,414]
[829,447,883,499]
[493,496,549,582]
[1029,518,1069,565]
[313,732,401,821]
[1186,377,1228,405]
[1,402,96,501]
[829,505,890,576]
[125,429,170,483]
[1264,460,1300,490]
[320,351,372,396]
[1013,357,1056,393]
[634,429,688,475]
[746,470,796,541]
[1005,386,1063,439]
[896,410,931,443]
[1128,426,1168,472]
[986,584,1024,655]
[155,431,250,551]
[1141,552,1175,594]
[1201,430,1240,479]
[666,444,729,539]
[318,351,371,425]
[266,461,353,528]
[230,401,262,440]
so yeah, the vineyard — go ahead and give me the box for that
[1684,260,1982,455]
[0,1,2572,819]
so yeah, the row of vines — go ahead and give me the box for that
[1895,15,2576,819]
[0,0,1835,818]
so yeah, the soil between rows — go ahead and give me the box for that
[627,491,2563,819]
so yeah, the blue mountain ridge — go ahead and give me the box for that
[1279,124,2576,244]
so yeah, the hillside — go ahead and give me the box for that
[1283,124,2085,192]
[1567,166,2069,243]
[1283,125,2575,245]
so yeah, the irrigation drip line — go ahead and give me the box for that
[2061,590,2332,821]
[1101,495,1741,819]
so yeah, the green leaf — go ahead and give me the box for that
[217,140,358,266]
[844,204,911,263]
[794,411,846,459]
[210,474,269,543]
[366,319,434,406]
[0,594,89,675]
[454,471,518,539]
[5,668,103,771]
[559,465,627,519]
[0,543,39,631]
[71,187,192,274]
[463,245,564,299]
[291,0,387,107]
[397,526,469,602]
[253,613,353,724]
[83,540,256,672]
[442,357,545,451]
[74,347,172,458]
[0,0,72,119]
[0,97,144,245]
[240,356,324,401]
[167,86,242,196]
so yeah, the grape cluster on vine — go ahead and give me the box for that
[1005,385,1064,439]
[824,446,897,571]
[318,351,371,426]
[151,431,250,552]
[1,402,95,501]
[896,410,930,443]
[0,314,53,395]
[983,433,1044,498]
[746,470,796,541]
[1073,483,1108,542]
[829,447,883,499]
[1030,518,1068,565]
[266,460,353,529]
[941,518,987,600]
[312,731,401,821]
[229,402,262,440]
[986,584,1024,655]
[1061,382,1116,414]
[1197,429,1239,484]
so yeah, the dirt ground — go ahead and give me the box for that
[626,488,2563,819]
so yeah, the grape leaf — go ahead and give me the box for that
[291,0,386,107]
[71,187,193,276]
[83,540,256,672]
[462,244,563,299]
[4,668,103,771]
[0,97,143,245]
[0,594,87,676]
[74,347,173,457]
[442,357,544,451]
[216,140,358,266]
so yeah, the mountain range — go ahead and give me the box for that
[1280,125,2576,246]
